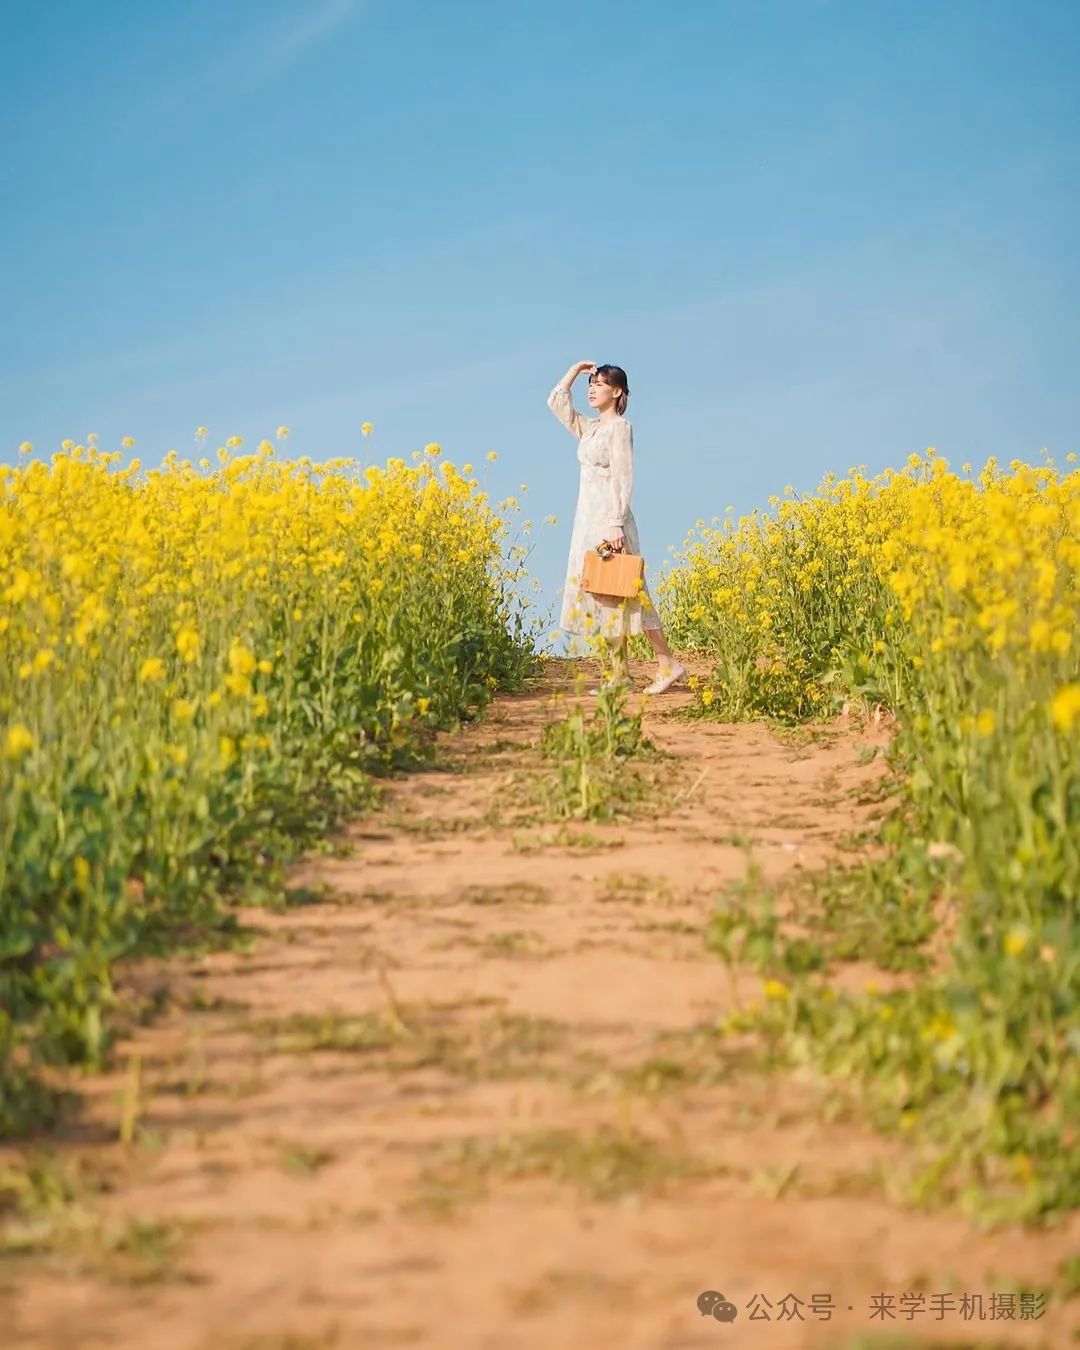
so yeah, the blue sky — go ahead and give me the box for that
[3,0,1077,650]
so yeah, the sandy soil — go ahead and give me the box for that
[1,656,1076,1350]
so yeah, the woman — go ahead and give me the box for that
[547,359,687,695]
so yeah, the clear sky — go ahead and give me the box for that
[3,0,1077,650]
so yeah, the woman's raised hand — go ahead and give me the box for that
[574,360,598,378]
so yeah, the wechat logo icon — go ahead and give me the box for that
[697,1289,738,1322]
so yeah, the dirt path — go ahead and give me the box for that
[2,657,1077,1350]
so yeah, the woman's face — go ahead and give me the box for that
[587,373,619,414]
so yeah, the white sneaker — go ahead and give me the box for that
[642,662,687,695]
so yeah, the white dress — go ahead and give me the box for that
[547,381,663,639]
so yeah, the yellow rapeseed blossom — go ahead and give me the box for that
[4,724,35,758]
[139,657,166,683]
[1050,683,1080,732]
[975,710,996,736]
[176,627,200,663]
[1003,927,1030,957]
[228,643,256,677]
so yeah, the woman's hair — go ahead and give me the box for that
[589,363,630,416]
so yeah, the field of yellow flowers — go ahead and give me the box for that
[0,434,539,1130]
[658,450,1080,1223]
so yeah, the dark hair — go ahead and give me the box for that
[589,363,630,416]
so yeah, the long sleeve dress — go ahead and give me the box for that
[547,380,663,640]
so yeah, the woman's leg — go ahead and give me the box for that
[644,625,685,672]
[605,635,629,683]
[641,622,688,692]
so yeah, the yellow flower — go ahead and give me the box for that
[416,696,431,716]
[195,426,208,438]
[922,1014,956,1043]
[1003,927,1030,957]
[762,979,790,1000]
[975,710,995,736]
[4,723,35,758]
[1050,682,1080,732]
[424,442,441,456]
[701,687,714,707]
[139,657,166,683]
[486,451,498,462]
[19,441,32,454]
[228,643,256,677]
[218,735,237,769]
[121,436,135,448]
[256,659,273,674]
[276,426,290,439]
[226,435,243,448]
[250,693,269,717]
[361,422,373,436]
[175,626,200,663]
[224,672,252,697]
[170,697,196,723]
[165,744,188,767]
